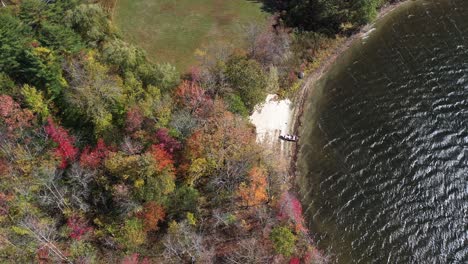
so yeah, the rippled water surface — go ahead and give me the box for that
[298,0,468,263]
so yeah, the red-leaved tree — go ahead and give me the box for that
[125,107,144,134]
[36,246,50,264]
[189,66,201,82]
[67,215,92,240]
[289,257,300,264]
[80,139,110,169]
[154,128,181,155]
[45,118,78,169]
[277,192,307,233]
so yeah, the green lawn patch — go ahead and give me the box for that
[114,0,268,72]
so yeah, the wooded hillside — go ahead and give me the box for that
[0,0,315,263]
[0,0,397,263]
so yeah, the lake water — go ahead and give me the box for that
[297,0,468,263]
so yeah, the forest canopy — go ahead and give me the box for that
[0,0,289,262]
[264,0,400,34]
[0,0,398,263]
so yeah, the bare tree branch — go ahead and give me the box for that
[20,216,72,263]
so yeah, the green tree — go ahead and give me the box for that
[167,185,199,218]
[225,56,267,111]
[226,94,249,117]
[151,63,180,92]
[118,218,146,250]
[0,73,17,96]
[19,46,67,99]
[0,13,31,77]
[350,0,379,25]
[65,3,112,46]
[19,0,49,28]
[69,241,98,263]
[38,22,84,54]
[64,55,125,135]
[270,226,297,257]
[102,39,146,73]
[282,0,344,34]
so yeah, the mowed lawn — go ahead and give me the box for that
[114,0,268,72]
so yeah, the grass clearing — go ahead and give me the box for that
[114,0,268,72]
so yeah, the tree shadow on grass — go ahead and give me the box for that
[245,0,283,14]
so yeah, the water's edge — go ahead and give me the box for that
[288,0,415,257]
[294,0,468,262]
[290,0,416,159]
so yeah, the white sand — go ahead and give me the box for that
[250,94,293,145]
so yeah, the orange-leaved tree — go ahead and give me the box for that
[138,201,166,232]
[150,144,174,172]
[174,80,213,117]
[238,166,268,207]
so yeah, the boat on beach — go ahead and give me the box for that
[279,134,298,142]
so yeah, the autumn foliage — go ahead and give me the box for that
[277,192,307,233]
[289,257,300,264]
[150,144,174,172]
[0,95,34,133]
[67,215,92,240]
[125,107,144,134]
[0,192,12,216]
[174,81,212,116]
[80,138,110,168]
[45,118,78,169]
[36,246,50,264]
[0,159,9,176]
[121,253,150,264]
[138,201,166,232]
[238,166,268,206]
[185,131,203,160]
[189,66,201,82]
[0,0,323,261]
[154,128,181,155]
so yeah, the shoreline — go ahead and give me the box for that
[281,0,411,252]
[288,0,411,179]
[247,0,412,260]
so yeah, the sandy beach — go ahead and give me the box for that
[250,94,292,143]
